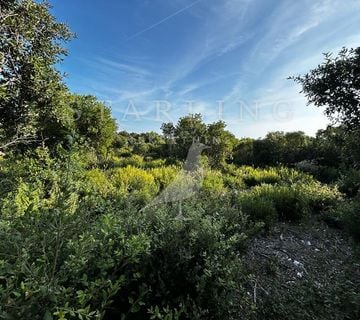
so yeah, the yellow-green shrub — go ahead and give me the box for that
[238,166,281,187]
[111,166,158,201]
[116,155,144,167]
[202,170,226,194]
[1,180,43,217]
[143,158,167,168]
[277,167,315,184]
[149,166,179,190]
[83,169,114,196]
[239,184,310,221]
[297,181,342,211]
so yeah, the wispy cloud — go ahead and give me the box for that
[96,57,151,76]
[58,0,360,136]
[123,0,204,42]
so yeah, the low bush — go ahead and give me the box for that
[324,196,360,242]
[149,166,179,190]
[238,166,281,187]
[222,173,246,190]
[239,196,278,228]
[276,167,315,184]
[238,184,310,222]
[297,182,342,212]
[110,166,158,204]
[115,155,145,168]
[142,158,167,169]
[338,169,360,197]
[0,175,258,319]
[202,170,226,194]
[83,169,114,196]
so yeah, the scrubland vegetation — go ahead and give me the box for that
[0,1,359,319]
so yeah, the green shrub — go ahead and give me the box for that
[297,181,342,212]
[202,170,226,194]
[117,202,256,320]
[238,166,281,187]
[0,148,83,217]
[325,196,360,241]
[83,169,114,196]
[149,166,179,190]
[115,155,145,168]
[110,166,158,203]
[0,182,258,319]
[1,180,44,217]
[222,173,246,190]
[338,169,360,197]
[239,196,278,228]
[0,206,150,319]
[276,167,315,184]
[241,184,310,221]
[143,158,167,169]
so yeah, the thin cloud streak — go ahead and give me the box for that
[123,0,204,42]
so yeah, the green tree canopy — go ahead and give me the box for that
[0,0,73,149]
[207,121,237,167]
[173,114,207,159]
[292,47,360,131]
[71,95,117,155]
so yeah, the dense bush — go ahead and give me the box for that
[0,149,351,319]
[239,184,310,222]
[0,162,260,319]
[202,170,226,194]
[238,166,281,187]
[110,166,159,204]
[237,181,341,224]
[338,169,360,197]
[239,196,278,228]
[324,196,360,242]
[113,155,145,168]
[83,169,115,196]
[149,166,179,190]
[297,182,342,212]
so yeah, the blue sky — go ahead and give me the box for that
[51,0,360,138]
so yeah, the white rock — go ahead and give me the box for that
[293,260,303,268]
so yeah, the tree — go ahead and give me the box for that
[313,126,344,167]
[233,138,254,166]
[0,0,73,149]
[173,114,207,159]
[161,122,176,156]
[252,132,286,166]
[71,95,117,155]
[283,131,312,164]
[207,121,237,167]
[291,47,360,131]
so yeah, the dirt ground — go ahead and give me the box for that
[244,218,360,319]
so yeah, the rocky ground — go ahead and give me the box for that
[244,219,360,319]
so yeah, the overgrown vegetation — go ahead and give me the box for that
[0,1,359,319]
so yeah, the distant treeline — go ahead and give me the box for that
[113,115,359,181]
